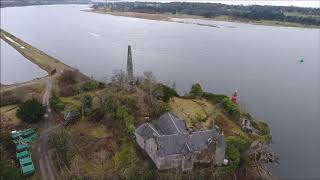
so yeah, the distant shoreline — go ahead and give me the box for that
[0,1,90,8]
[86,9,320,29]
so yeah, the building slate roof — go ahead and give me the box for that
[174,119,189,134]
[188,130,218,151]
[135,123,159,140]
[135,112,224,157]
[156,134,190,156]
[151,113,180,135]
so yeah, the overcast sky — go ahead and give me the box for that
[117,1,320,8]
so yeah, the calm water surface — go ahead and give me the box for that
[1,5,319,178]
[0,39,46,84]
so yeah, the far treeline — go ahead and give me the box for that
[93,2,320,26]
[0,0,90,8]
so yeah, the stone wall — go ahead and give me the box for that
[214,145,225,165]
[135,133,145,149]
[157,154,183,170]
[145,138,158,162]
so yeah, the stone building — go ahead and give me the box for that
[135,112,226,171]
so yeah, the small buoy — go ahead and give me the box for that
[299,58,304,64]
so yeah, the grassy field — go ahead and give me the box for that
[214,15,320,28]
[0,78,46,107]
[68,117,111,138]
[284,12,320,18]
[0,105,21,126]
[60,88,106,111]
[169,97,214,130]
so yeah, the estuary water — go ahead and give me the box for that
[1,5,319,178]
[0,39,46,84]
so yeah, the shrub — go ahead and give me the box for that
[189,83,203,97]
[97,82,106,89]
[0,130,23,179]
[202,92,228,104]
[226,136,251,152]
[80,81,99,92]
[0,160,24,180]
[221,98,240,121]
[16,99,46,123]
[80,94,93,115]
[224,142,240,174]
[116,106,130,120]
[257,122,270,135]
[90,108,105,122]
[58,70,77,85]
[149,100,169,118]
[0,130,15,151]
[104,96,118,117]
[116,106,135,136]
[251,121,271,136]
[241,112,254,121]
[222,137,251,174]
[159,84,179,102]
[127,123,136,136]
[48,132,75,167]
[124,165,155,180]
[49,91,65,112]
[58,84,79,97]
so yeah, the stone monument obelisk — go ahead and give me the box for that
[127,45,134,88]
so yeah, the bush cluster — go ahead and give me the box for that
[189,83,203,97]
[149,100,169,118]
[48,132,75,167]
[49,92,65,112]
[0,130,24,179]
[80,94,93,116]
[221,98,241,121]
[251,121,271,141]
[222,136,251,174]
[115,106,135,136]
[202,92,228,104]
[16,99,46,123]
[158,84,179,102]
[80,80,105,92]
[58,70,77,85]
[0,160,24,180]
[124,165,155,180]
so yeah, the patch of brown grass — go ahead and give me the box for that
[0,105,21,126]
[169,97,215,130]
[0,79,45,106]
[169,97,248,139]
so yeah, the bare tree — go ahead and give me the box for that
[110,69,127,89]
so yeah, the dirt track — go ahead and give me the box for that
[37,78,57,180]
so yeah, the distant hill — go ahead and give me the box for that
[0,0,91,8]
